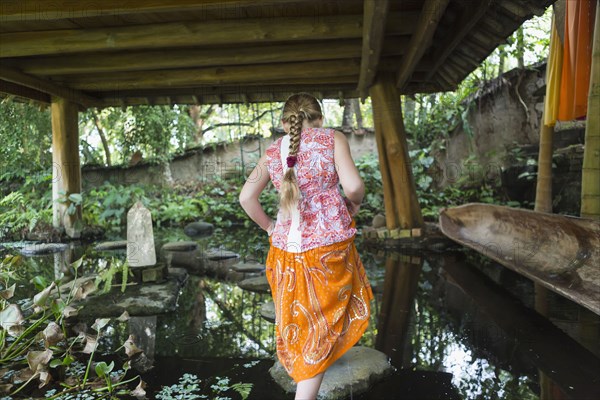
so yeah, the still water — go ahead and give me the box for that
[3,226,600,399]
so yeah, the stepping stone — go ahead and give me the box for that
[260,301,275,323]
[94,240,127,251]
[20,243,68,256]
[162,241,198,252]
[238,275,270,293]
[184,221,214,238]
[205,248,239,261]
[231,261,265,273]
[270,346,393,400]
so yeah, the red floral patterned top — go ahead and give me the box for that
[265,127,356,251]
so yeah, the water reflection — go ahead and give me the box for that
[3,227,600,399]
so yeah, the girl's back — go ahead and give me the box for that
[265,127,355,252]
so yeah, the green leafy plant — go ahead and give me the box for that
[155,373,253,400]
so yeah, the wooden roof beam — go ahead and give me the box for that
[0,0,311,22]
[53,60,363,91]
[424,0,492,81]
[0,80,51,104]
[357,0,390,99]
[0,12,417,58]
[0,66,98,107]
[395,0,450,90]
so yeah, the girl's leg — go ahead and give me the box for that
[295,372,325,400]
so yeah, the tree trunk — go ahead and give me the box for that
[342,100,354,132]
[92,110,111,166]
[351,98,363,128]
[581,4,600,219]
[516,26,525,69]
[498,44,507,76]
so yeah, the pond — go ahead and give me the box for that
[1,226,599,399]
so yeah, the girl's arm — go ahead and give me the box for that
[239,153,274,233]
[333,131,364,205]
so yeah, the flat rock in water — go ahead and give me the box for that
[270,346,393,399]
[184,221,214,238]
[205,248,239,261]
[162,241,198,252]
[94,240,128,251]
[260,301,276,323]
[69,274,186,318]
[231,261,265,273]
[20,243,68,255]
[238,275,270,293]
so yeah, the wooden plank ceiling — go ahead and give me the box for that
[0,0,553,107]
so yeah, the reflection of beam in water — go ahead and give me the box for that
[435,254,600,399]
[375,253,423,368]
[130,315,157,362]
[203,283,273,355]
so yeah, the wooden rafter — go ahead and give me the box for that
[396,0,450,89]
[0,12,417,58]
[0,67,98,107]
[0,80,50,104]
[7,39,408,76]
[357,0,390,99]
[424,0,492,81]
[53,60,363,91]
[0,0,310,22]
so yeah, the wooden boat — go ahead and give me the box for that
[439,203,600,315]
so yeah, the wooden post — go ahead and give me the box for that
[534,116,554,213]
[370,73,423,229]
[581,4,600,220]
[51,96,82,238]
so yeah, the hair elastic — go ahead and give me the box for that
[286,155,297,167]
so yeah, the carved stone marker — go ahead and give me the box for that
[127,201,156,267]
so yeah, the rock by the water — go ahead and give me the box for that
[205,248,239,261]
[69,275,184,318]
[270,346,393,399]
[372,214,386,229]
[165,250,206,274]
[20,243,68,256]
[184,221,214,238]
[238,275,271,293]
[162,241,198,252]
[231,261,265,273]
[127,201,156,267]
[94,240,127,251]
[260,301,276,323]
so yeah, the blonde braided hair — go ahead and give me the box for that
[280,93,323,216]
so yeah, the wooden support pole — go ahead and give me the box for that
[51,97,82,238]
[534,114,554,213]
[370,73,423,229]
[581,4,600,220]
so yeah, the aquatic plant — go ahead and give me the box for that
[155,373,252,400]
[0,255,146,398]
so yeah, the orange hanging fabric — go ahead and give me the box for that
[558,0,597,121]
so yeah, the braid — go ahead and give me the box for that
[279,93,323,217]
[288,113,303,156]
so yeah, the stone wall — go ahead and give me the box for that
[82,130,379,189]
[433,63,548,188]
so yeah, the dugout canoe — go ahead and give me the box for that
[439,203,600,315]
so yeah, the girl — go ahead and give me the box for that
[239,93,373,400]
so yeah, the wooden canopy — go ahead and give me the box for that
[0,0,552,107]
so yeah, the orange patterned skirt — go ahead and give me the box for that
[265,234,374,382]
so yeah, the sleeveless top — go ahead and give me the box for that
[265,127,356,252]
